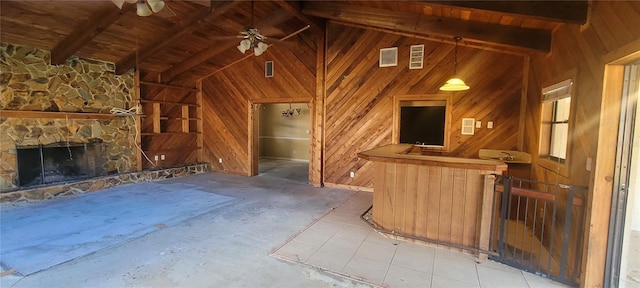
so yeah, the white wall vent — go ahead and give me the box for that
[379,47,398,67]
[265,61,274,78]
[409,45,424,69]
[461,118,475,135]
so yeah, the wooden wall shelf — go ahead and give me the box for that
[139,81,199,92]
[140,132,200,136]
[0,110,117,120]
[140,99,199,107]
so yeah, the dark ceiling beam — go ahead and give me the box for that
[272,0,324,32]
[302,2,551,53]
[423,1,589,24]
[50,4,132,65]
[160,8,294,82]
[116,1,241,74]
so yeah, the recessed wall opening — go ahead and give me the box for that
[255,103,310,183]
[15,142,107,188]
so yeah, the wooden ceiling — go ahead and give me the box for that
[0,0,588,84]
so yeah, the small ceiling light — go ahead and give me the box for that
[440,36,470,92]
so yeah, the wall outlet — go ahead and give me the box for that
[218,158,223,163]
[586,157,592,171]
[350,171,355,178]
[487,121,494,129]
[160,154,165,160]
[154,155,159,161]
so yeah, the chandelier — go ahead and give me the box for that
[237,27,269,56]
[281,104,301,118]
[111,0,165,17]
[440,36,470,91]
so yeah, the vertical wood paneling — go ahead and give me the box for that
[426,166,441,240]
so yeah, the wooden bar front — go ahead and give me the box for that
[359,144,507,255]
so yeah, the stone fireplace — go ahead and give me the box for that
[16,141,107,187]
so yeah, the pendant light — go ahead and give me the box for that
[440,36,470,91]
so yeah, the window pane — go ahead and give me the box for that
[550,123,568,159]
[554,97,571,122]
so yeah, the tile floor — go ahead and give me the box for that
[272,192,569,288]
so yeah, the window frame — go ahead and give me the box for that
[538,76,575,177]
[393,95,452,152]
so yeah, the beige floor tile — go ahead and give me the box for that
[335,223,372,242]
[318,233,363,256]
[353,240,398,264]
[307,249,354,272]
[342,254,390,284]
[392,242,435,273]
[273,240,319,262]
[477,265,529,288]
[293,220,342,246]
[365,229,400,246]
[431,274,481,288]
[432,249,480,286]
[522,271,570,288]
[384,264,432,288]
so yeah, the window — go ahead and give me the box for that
[539,78,573,175]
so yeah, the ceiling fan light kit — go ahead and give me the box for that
[440,36,470,92]
[111,0,165,16]
[237,27,269,56]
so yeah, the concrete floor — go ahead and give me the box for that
[1,159,567,287]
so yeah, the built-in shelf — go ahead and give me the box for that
[144,147,202,153]
[139,81,199,92]
[140,132,201,136]
[140,99,199,107]
[0,110,118,120]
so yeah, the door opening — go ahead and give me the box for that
[252,102,310,183]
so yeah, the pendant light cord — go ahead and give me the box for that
[453,36,461,75]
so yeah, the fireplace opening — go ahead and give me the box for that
[16,142,106,188]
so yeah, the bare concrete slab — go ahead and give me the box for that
[1,166,368,287]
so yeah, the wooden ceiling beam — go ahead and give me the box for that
[160,8,294,82]
[50,4,131,65]
[424,1,589,24]
[302,2,551,53]
[272,0,324,32]
[115,1,241,74]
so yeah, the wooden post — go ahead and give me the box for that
[478,173,496,261]
[152,103,161,133]
[181,105,189,133]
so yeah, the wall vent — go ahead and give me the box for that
[379,47,398,67]
[265,61,274,78]
[409,45,424,69]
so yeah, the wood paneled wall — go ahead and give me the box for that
[323,23,524,187]
[201,34,317,175]
[521,1,640,286]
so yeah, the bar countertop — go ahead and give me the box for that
[358,144,508,172]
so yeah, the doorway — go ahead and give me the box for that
[606,61,640,288]
[254,103,310,183]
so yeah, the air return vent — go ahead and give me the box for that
[409,45,424,70]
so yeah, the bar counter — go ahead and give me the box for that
[358,144,507,257]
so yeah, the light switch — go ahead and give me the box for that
[476,121,482,128]
[487,121,494,129]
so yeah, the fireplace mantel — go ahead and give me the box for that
[1,110,119,120]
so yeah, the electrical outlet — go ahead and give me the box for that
[160,154,165,160]
[350,171,355,178]
[218,158,223,163]
[487,121,494,129]
[586,157,592,171]
[154,155,159,161]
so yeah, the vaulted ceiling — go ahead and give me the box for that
[0,0,588,84]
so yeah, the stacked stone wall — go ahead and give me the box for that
[0,43,137,190]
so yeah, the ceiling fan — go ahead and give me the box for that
[236,0,269,56]
[111,0,174,17]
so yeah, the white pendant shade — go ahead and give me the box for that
[136,1,153,16]
[439,77,470,91]
[254,41,268,56]
[237,39,251,53]
[147,0,165,13]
